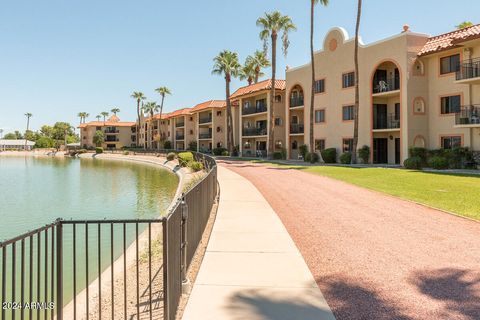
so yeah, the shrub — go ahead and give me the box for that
[403,156,422,169]
[340,152,352,164]
[95,147,103,154]
[123,151,130,155]
[321,148,337,163]
[188,161,204,172]
[428,156,449,170]
[280,148,287,160]
[188,141,197,152]
[221,150,229,156]
[273,152,283,160]
[163,140,172,149]
[177,152,194,167]
[232,145,239,157]
[409,147,427,163]
[77,149,87,154]
[306,152,320,163]
[166,152,176,161]
[212,147,227,156]
[358,145,370,164]
[299,144,308,161]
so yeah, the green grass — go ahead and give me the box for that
[249,160,480,220]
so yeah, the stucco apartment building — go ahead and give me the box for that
[79,115,136,149]
[285,24,480,163]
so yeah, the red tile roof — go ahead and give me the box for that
[168,107,192,118]
[419,24,480,56]
[148,112,172,121]
[190,100,226,113]
[230,79,286,99]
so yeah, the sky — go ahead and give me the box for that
[0,0,478,133]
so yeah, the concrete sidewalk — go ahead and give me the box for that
[182,165,335,320]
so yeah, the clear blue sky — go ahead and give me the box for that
[0,0,478,132]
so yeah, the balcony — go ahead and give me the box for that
[175,121,185,128]
[243,127,267,137]
[372,77,400,97]
[105,137,119,142]
[198,132,212,139]
[373,113,400,131]
[199,115,212,124]
[290,124,304,134]
[175,134,185,140]
[456,58,480,84]
[104,128,119,134]
[243,103,267,116]
[290,97,304,108]
[455,105,480,127]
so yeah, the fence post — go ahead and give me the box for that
[56,220,63,320]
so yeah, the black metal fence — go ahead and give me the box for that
[0,153,218,320]
[456,57,480,81]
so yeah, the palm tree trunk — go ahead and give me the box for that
[309,0,315,155]
[352,0,362,164]
[225,73,234,154]
[255,66,260,83]
[136,101,140,147]
[159,94,165,150]
[268,32,277,158]
[25,117,30,149]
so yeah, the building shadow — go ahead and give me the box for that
[410,268,480,319]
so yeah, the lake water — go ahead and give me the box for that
[0,156,178,315]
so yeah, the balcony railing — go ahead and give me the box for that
[243,103,267,115]
[290,123,304,134]
[199,132,212,139]
[176,134,185,140]
[105,137,119,142]
[455,105,480,125]
[456,58,480,81]
[199,115,212,124]
[243,127,267,136]
[175,121,185,127]
[373,113,400,130]
[373,77,400,94]
[290,97,304,108]
[104,129,119,134]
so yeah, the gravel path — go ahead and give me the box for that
[220,160,480,320]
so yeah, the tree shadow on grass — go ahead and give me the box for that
[410,268,480,319]
[318,275,412,320]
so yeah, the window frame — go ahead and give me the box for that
[440,94,461,115]
[314,79,326,94]
[315,139,326,151]
[342,72,355,89]
[440,136,462,149]
[342,138,354,153]
[342,105,355,121]
[314,109,325,123]
[440,54,460,75]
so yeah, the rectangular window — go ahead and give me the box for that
[274,117,283,126]
[314,79,325,93]
[315,110,325,123]
[342,72,355,88]
[395,103,400,121]
[342,105,355,121]
[315,139,325,151]
[441,136,462,149]
[343,138,354,153]
[216,111,222,116]
[440,54,460,75]
[441,95,461,114]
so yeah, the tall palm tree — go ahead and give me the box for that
[351,0,362,164]
[246,50,270,83]
[101,111,109,124]
[84,112,90,123]
[77,112,84,124]
[239,59,256,85]
[309,0,329,158]
[257,11,296,157]
[212,50,241,154]
[24,113,32,149]
[131,91,146,147]
[154,87,172,128]
[142,102,159,149]
[96,115,101,121]
[110,108,120,116]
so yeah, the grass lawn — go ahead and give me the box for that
[250,160,480,220]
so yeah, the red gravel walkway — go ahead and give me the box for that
[220,160,480,320]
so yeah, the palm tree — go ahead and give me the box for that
[131,92,146,147]
[351,0,362,164]
[96,115,101,121]
[101,111,109,124]
[257,11,296,157]
[309,0,329,159]
[239,59,256,85]
[84,113,90,123]
[246,50,270,83]
[154,87,172,131]
[456,21,473,29]
[142,102,159,149]
[24,113,32,149]
[77,112,84,124]
[111,108,120,116]
[212,50,241,154]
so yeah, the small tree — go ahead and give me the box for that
[93,130,105,147]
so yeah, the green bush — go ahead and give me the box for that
[340,152,352,164]
[403,156,422,169]
[321,148,337,163]
[177,152,194,167]
[123,151,129,155]
[428,156,449,170]
[273,152,283,160]
[163,140,172,149]
[77,149,87,154]
[221,150,229,156]
[166,152,176,161]
[409,147,427,163]
[358,145,370,164]
[95,147,103,154]
[280,148,287,160]
[306,152,320,163]
[213,147,227,156]
[299,144,308,161]
[188,161,204,172]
